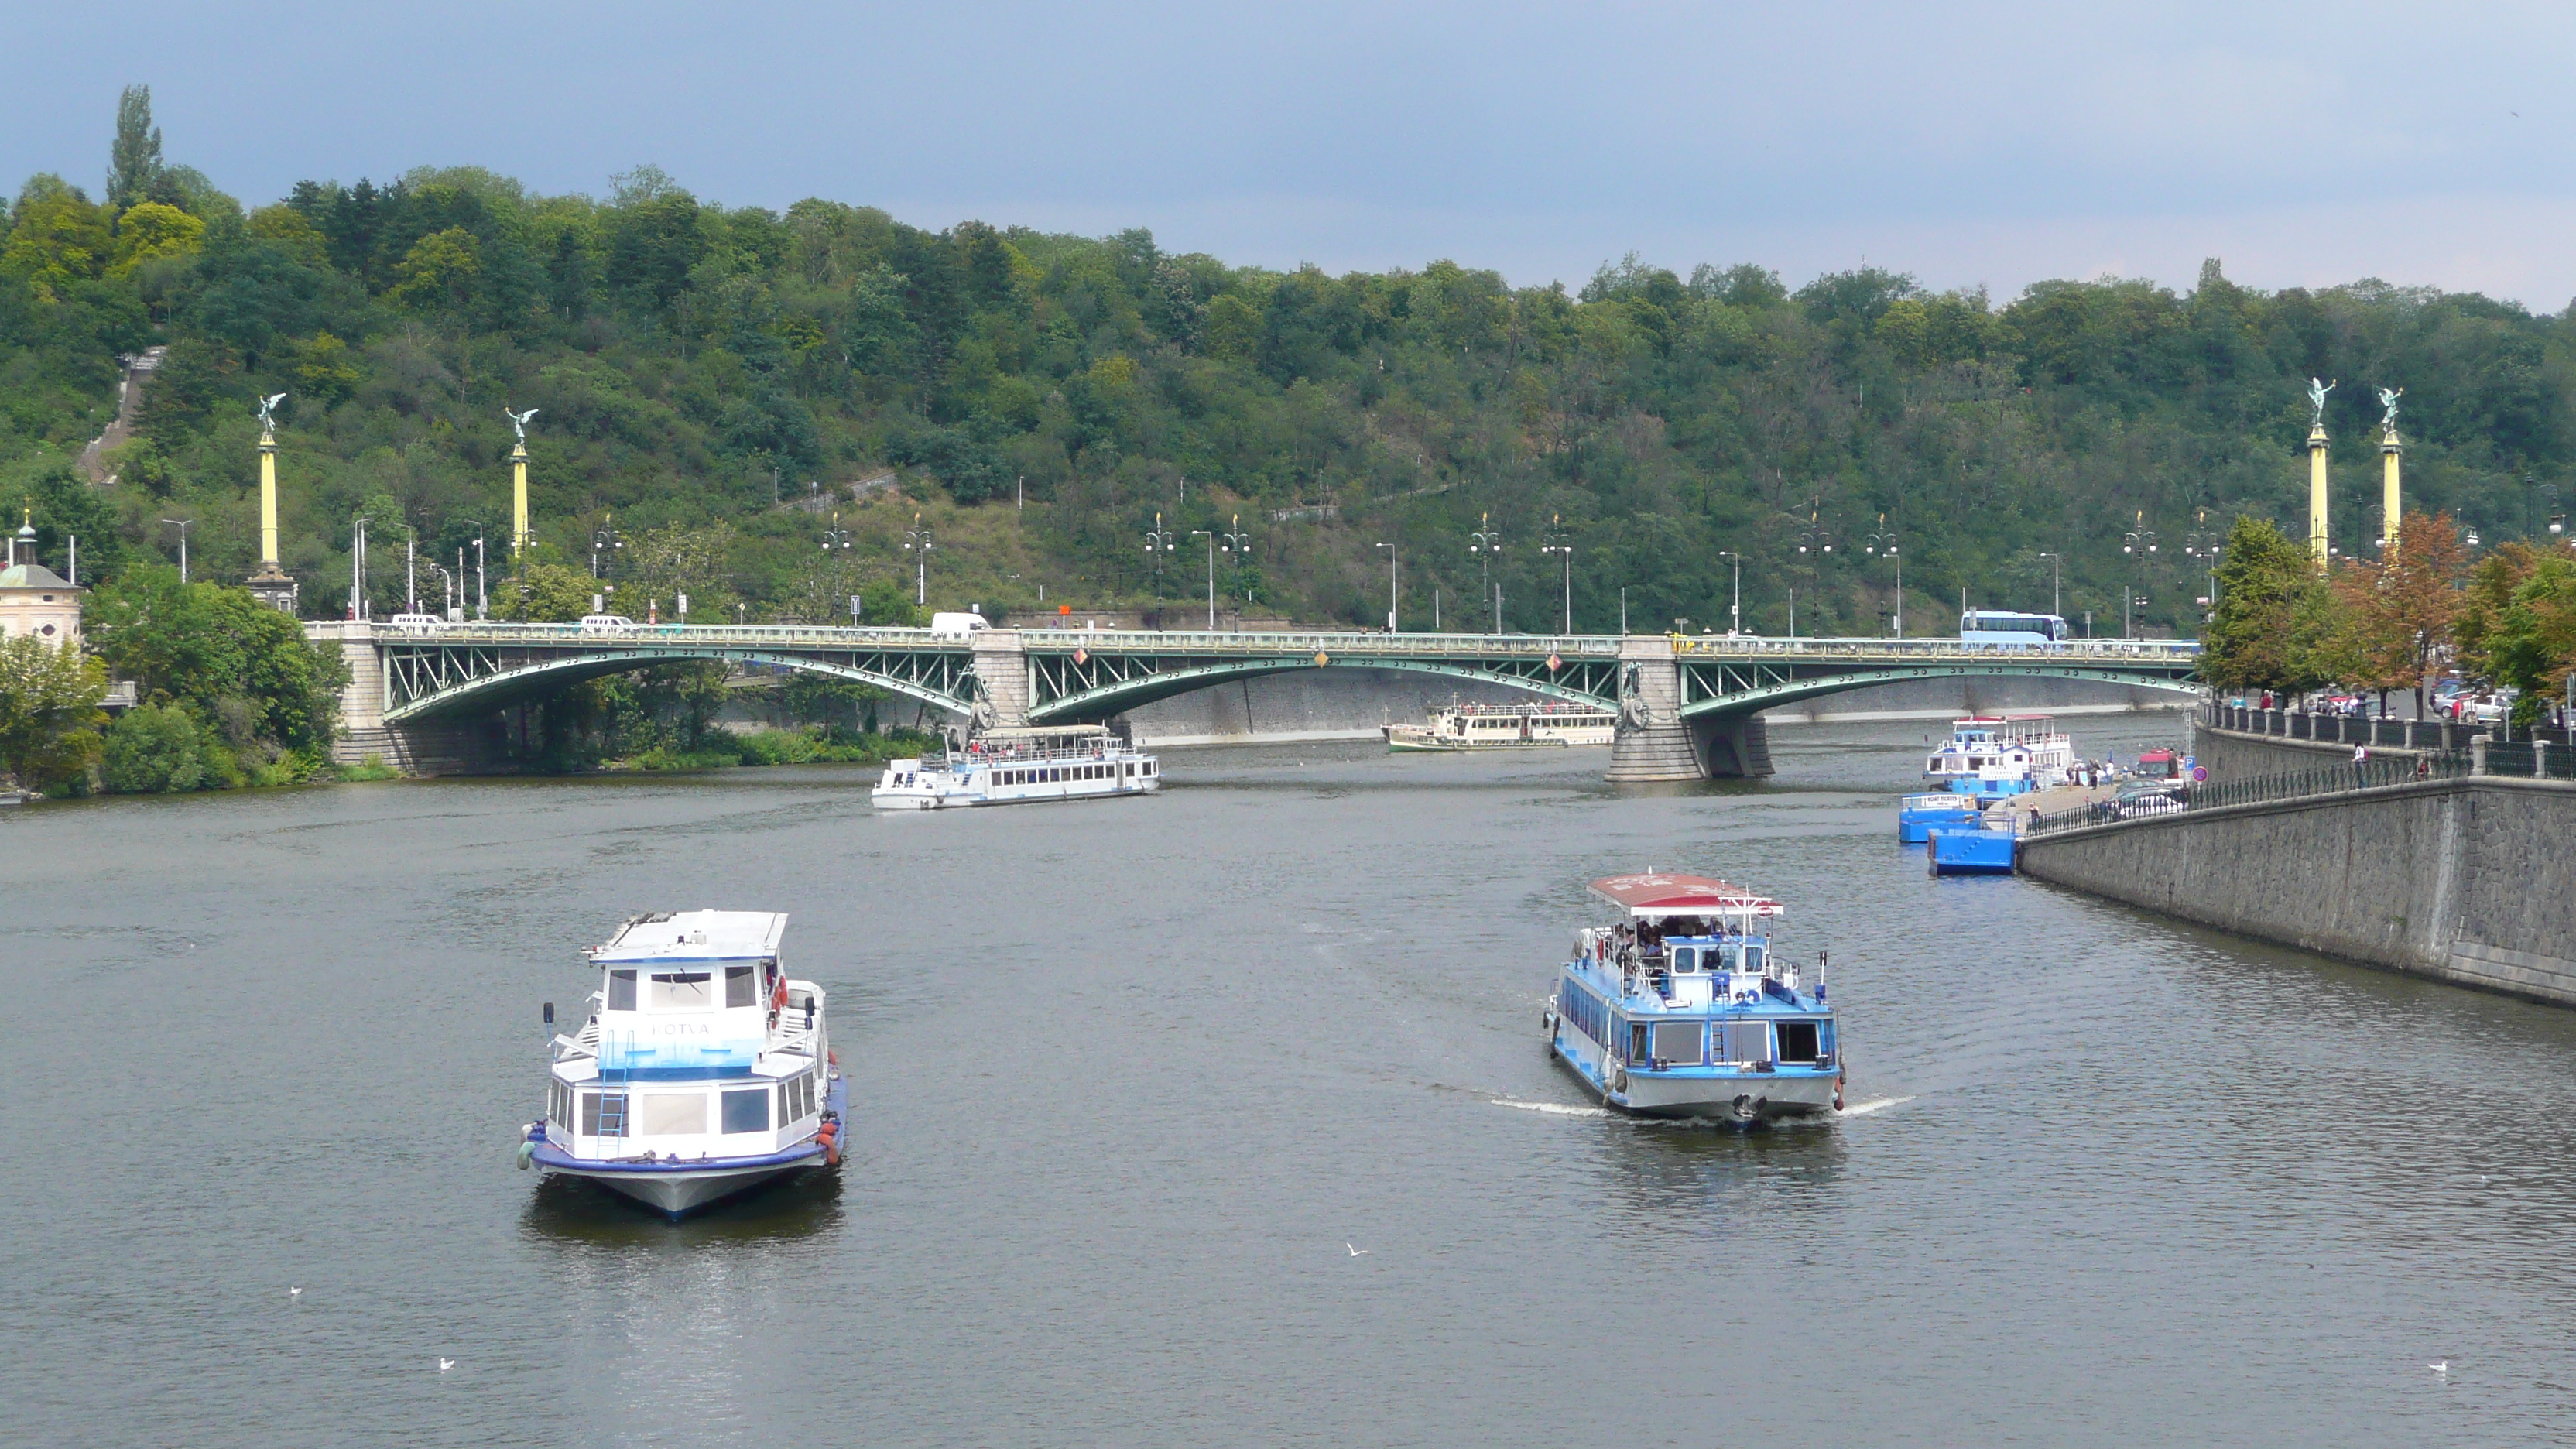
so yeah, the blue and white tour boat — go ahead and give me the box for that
[1543,874,1842,1124]
[1921,714,2072,804]
[1896,791,1982,842]
[872,724,1160,810]
[522,910,845,1218]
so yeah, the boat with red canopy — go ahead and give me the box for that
[1542,872,1841,1123]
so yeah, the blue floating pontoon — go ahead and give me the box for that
[1927,826,2016,875]
[1896,792,1984,843]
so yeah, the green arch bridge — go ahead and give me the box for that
[307,621,2201,779]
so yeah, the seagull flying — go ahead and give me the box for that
[1346,1243,1368,1256]
[439,1358,456,1372]
[2430,1359,2449,1375]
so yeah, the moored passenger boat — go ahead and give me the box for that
[521,910,844,1218]
[871,724,1160,810]
[1385,699,1617,752]
[1543,874,1842,1123]
[1922,714,2073,803]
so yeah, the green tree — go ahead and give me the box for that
[386,226,482,316]
[3,176,112,298]
[83,569,346,752]
[106,85,165,208]
[2201,517,2329,695]
[497,561,608,622]
[0,635,108,788]
[107,200,201,277]
[101,701,207,793]
[2486,555,2576,721]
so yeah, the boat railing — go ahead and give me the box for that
[769,984,826,1057]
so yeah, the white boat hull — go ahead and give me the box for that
[556,1162,812,1216]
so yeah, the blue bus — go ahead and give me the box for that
[1959,610,2071,646]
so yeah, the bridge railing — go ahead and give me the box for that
[1672,635,2201,663]
[1016,629,1622,656]
[350,621,958,649]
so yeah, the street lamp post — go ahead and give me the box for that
[1863,514,1899,637]
[823,512,852,553]
[1540,514,1574,633]
[1468,512,1502,635]
[2122,512,2157,639]
[1142,511,1177,601]
[402,524,419,613]
[460,520,488,618]
[1794,508,1832,639]
[1373,543,1399,632]
[2183,511,2221,622]
[2035,552,2062,619]
[1219,516,1251,629]
[1192,529,1222,629]
[1716,551,1741,635]
[162,518,190,583]
[591,513,621,579]
[904,513,935,606]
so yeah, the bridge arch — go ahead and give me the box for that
[1027,655,1619,722]
[1674,663,2200,720]
[381,649,977,724]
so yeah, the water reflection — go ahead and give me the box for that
[518,1169,845,1248]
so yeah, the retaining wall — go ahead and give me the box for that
[2018,776,2576,1006]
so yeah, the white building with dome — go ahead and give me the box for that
[0,514,84,648]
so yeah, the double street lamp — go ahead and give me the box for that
[905,512,934,605]
[1142,511,1177,601]
[823,512,852,553]
[2122,512,2157,639]
[591,514,622,579]
[1540,514,1574,634]
[1863,514,1899,637]
[1468,512,1503,634]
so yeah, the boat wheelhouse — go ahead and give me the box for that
[522,910,844,1218]
[1544,874,1841,1123]
[1922,714,2072,803]
[1384,699,1617,752]
[871,724,1159,810]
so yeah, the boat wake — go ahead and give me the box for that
[1490,1097,1612,1118]
[1839,1094,1915,1118]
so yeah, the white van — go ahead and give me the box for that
[927,611,990,638]
[388,612,444,635]
[579,614,638,635]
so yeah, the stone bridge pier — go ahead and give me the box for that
[312,622,507,772]
[1606,637,1771,782]
[969,629,1034,728]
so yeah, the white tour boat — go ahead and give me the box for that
[1544,874,1842,1123]
[521,910,844,1218]
[871,724,1160,810]
[1921,714,2073,803]
[1384,699,1618,752]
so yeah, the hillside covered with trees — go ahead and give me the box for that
[9,87,2576,653]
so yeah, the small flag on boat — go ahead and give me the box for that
[1546,652,1562,670]
[1074,647,1088,665]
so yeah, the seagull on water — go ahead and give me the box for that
[289,1286,301,1299]
[439,1358,456,1373]
[2430,1359,2449,1375]
[1346,1242,1369,1256]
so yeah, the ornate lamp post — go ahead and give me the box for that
[1142,510,1177,601]
[822,512,852,553]
[1793,508,1831,639]
[1863,513,1899,637]
[1540,514,1574,634]
[2122,512,2157,639]
[1220,515,1252,628]
[2183,511,2221,620]
[1468,512,1502,635]
[905,513,935,606]
[591,513,621,579]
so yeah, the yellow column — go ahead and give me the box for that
[258,427,279,567]
[511,441,529,557]
[2381,431,2402,551]
[2307,423,2331,572]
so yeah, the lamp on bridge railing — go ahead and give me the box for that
[906,512,935,605]
[1862,514,1899,637]
[1468,512,1502,635]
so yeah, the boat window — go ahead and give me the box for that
[581,1091,626,1136]
[724,965,756,1008]
[638,1092,708,1136]
[1670,947,1696,973]
[1628,1022,1651,1065]
[1741,944,1765,975]
[607,970,636,1010]
[721,1088,770,1134]
[1776,1021,1823,1062]
[1652,1021,1704,1064]
[549,1079,572,1130]
[647,971,713,1009]
[1721,1020,1772,1064]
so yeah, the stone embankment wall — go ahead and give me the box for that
[2019,772,2576,1006]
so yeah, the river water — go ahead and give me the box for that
[9,716,2574,1447]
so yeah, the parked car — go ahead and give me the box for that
[2112,782,2185,819]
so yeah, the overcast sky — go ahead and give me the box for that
[10,2,2574,307]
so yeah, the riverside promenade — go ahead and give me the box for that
[2019,703,2576,1005]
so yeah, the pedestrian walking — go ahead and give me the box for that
[2352,742,2369,788]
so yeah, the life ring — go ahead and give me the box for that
[1612,1067,1629,1097]
[1728,1093,1759,1124]
[771,976,790,1013]
[1834,1071,1845,1112]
